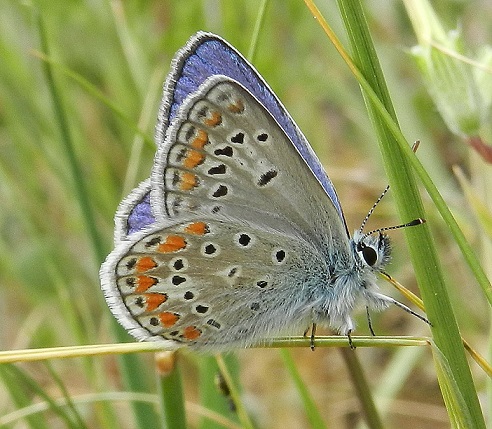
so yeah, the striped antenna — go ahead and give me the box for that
[359,140,422,235]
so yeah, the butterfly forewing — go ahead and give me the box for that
[159,33,345,222]
[152,78,347,253]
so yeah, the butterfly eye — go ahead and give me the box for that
[360,244,378,266]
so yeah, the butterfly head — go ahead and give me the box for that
[352,230,391,272]
[352,182,423,273]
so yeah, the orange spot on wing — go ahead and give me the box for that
[204,111,222,127]
[184,221,208,235]
[228,99,244,114]
[183,326,202,340]
[191,129,209,149]
[159,311,180,327]
[183,149,205,169]
[136,276,158,292]
[136,257,157,273]
[145,293,167,312]
[157,235,186,253]
[179,172,198,191]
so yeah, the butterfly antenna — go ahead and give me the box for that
[359,140,421,235]
[358,185,390,234]
[362,218,425,240]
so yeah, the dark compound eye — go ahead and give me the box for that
[361,246,377,266]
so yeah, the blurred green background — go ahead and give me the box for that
[0,1,490,428]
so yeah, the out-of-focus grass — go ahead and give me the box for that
[0,1,489,428]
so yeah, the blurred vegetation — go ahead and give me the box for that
[0,1,490,428]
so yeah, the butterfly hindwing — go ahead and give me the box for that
[113,179,156,241]
[101,216,329,350]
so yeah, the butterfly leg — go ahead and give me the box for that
[347,330,356,350]
[310,323,317,351]
[303,323,317,350]
[373,292,431,326]
[366,305,376,336]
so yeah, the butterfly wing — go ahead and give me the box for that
[152,78,348,254]
[101,33,360,349]
[159,32,345,222]
[101,77,354,350]
[101,215,330,350]
[113,179,155,241]
[118,32,346,240]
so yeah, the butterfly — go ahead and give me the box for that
[100,32,424,351]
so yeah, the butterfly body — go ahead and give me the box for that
[100,32,394,351]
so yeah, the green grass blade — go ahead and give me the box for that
[430,342,475,429]
[5,364,80,428]
[199,355,243,429]
[0,365,50,429]
[37,12,105,264]
[32,52,154,147]
[339,348,384,429]
[36,10,159,429]
[45,361,89,429]
[279,349,327,429]
[214,354,254,429]
[156,353,187,429]
[114,350,160,428]
[247,0,271,63]
[335,0,486,426]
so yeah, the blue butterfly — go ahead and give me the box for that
[100,32,425,351]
